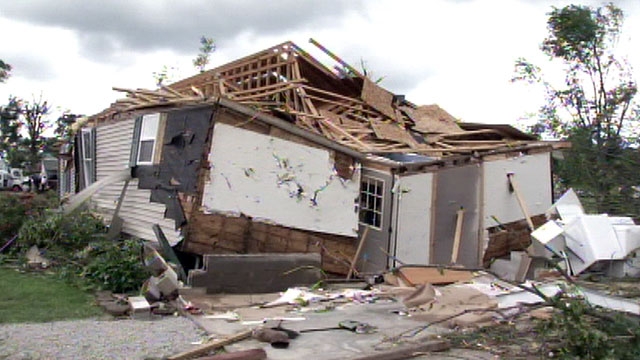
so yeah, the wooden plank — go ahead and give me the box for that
[349,339,450,360]
[450,208,465,264]
[167,329,253,360]
[106,179,130,240]
[347,227,369,279]
[396,266,474,285]
[507,173,535,282]
[228,79,304,97]
[321,119,372,151]
[233,83,298,101]
[194,348,267,360]
[507,173,534,231]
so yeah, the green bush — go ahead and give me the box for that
[0,194,27,240]
[82,239,150,293]
[14,210,149,293]
[539,290,640,359]
[0,192,59,242]
[16,211,106,255]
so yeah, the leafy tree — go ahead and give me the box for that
[0,97,22,150]
[55,112,82,141]
[21,95,52,166]
[193,36,216,73]
[0,97,24,166]
[0,60,11,83]
[514,3,640,214]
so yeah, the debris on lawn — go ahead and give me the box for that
[25,245,49,269]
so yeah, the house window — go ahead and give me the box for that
[80,128,95,187]
[137,113,160,164]
[359,176,384,228]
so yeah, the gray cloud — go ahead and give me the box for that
[6,54,58,81]
[1,1,365,62]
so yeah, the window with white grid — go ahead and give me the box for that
[359,176,384,229]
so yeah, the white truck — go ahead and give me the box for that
[0,160,29,191]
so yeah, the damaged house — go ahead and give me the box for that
[62,41,560,276]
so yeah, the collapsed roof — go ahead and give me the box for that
[95,40,546,158]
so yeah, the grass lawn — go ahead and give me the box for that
[0,266,104,323]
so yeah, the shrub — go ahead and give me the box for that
[538,289,640,359]
[16,211,106,255]
[0,192,59,242]
[82,238,150,293]
[0,194,27,241]
[14,210,149,293]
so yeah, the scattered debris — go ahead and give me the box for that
[533,188,640,276]
[128,296,152,320]
[25,245,49,269]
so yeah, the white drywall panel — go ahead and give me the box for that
[483,153,552,226]
[433,164,482,267]
[202,123,360,237]
[393,172,434,265]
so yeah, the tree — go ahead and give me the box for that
[0,60,11,83]
[0,97,24,166]
[55,112,82,142]
[514,3,640,214]
[192,36,216,73]
[21,95,52,166]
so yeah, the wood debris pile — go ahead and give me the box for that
[99,40,539,157]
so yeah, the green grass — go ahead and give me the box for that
[0,267,104,323]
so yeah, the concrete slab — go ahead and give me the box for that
[189,253,323,294]
[187,300,453,360]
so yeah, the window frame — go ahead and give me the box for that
[358,175,385,230]
[80,128,95,187]
[136,113,160,165]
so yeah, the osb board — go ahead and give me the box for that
[482,214,546,266]
[361,78,396,119]
[370,120,419,148]
[411,104,462,134]
[389,266,474,285]
[183,211,356,275]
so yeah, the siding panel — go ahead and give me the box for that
[92,119,180,245]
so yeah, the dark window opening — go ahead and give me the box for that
[359,176,384,228]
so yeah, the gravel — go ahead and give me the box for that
[0,316,208,360]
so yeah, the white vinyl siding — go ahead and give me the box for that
[92,118,180,245]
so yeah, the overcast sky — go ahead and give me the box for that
[0,0,638,127]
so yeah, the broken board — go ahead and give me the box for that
[386,266,474,285]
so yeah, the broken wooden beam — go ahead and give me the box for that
[193,348,267,360]
[348,339,450,360]
[167,329,253,360]
[347,226,370,280]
